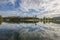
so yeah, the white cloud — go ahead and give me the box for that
[0,11,18,17]
[19,0,60,15]
[9,0,16,4]
[0,0,60,17]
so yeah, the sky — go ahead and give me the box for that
[0,0,60,17]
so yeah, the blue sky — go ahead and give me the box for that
[0,0,60,17]
[0,0,20,11]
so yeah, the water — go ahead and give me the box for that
[0,22,60,40]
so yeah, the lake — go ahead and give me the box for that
[0,22,60,40]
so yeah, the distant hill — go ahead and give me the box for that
[52,17,60,20]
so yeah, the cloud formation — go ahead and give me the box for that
[0,0,60,17]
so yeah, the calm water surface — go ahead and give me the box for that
[0,22,60,40]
